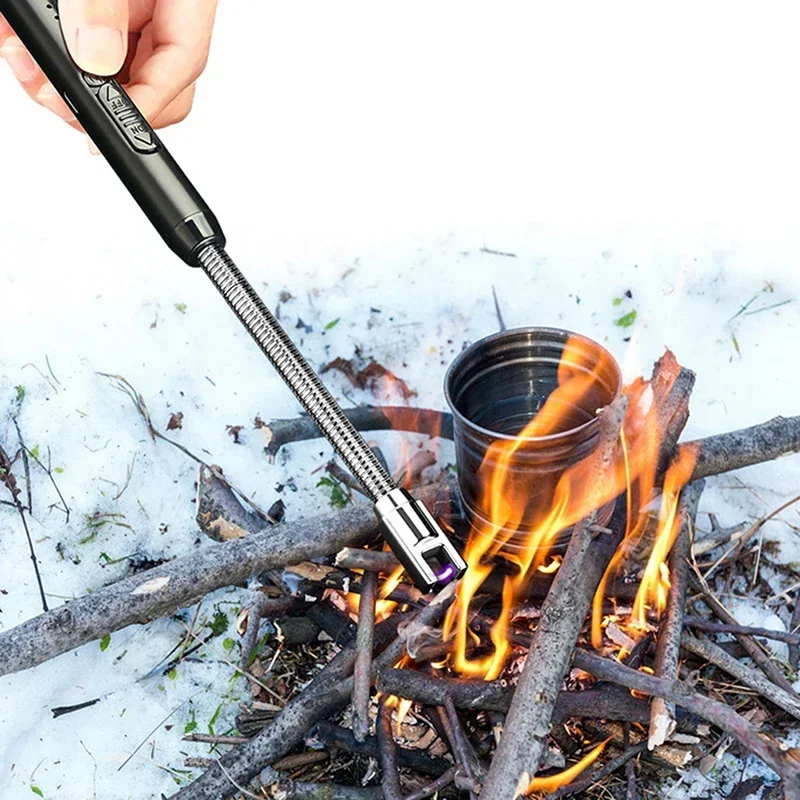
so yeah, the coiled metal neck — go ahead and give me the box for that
[197,243,395,501]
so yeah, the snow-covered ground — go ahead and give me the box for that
[2,3,800,798]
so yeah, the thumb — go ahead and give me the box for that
[59,0,128,76]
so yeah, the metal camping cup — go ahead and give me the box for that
[444,327,622,551]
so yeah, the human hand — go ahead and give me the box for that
[0,0,218,132]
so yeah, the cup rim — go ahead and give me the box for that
[443,326,622,444]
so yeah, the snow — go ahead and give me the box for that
[2,2,800,798]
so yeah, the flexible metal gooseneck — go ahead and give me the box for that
[198,244,394,500]
[3,0,466,592]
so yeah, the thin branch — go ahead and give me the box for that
[685,617,800,647]
[689,573,799,697]
[0,484,439,676]
[170,585,456,800]
[99,373,275,521]
[680,632,800,721]
[352,571,377,742]
[0,443,47,612]
[376,697,403,800]
[572,648,800,783]
[546,742,648,799]
[649,480,705,748]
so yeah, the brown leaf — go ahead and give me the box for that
[321,354,417,401]
[226,425,244,444]
[166,412,184,431]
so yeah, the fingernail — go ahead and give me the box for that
[86,135,100,155]
[1,38,38,83]
[37,82,76,122]
[75,26,124,75]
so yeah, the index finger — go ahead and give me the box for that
[126,0,217,123]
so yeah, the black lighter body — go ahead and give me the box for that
[0,0,225,264]
[0,0,468,593]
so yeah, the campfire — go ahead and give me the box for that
[3,331,800,800]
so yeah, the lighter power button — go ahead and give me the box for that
[97,82,159,154]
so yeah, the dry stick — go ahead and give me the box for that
[689,574,799,697]
[352,571,378,742]
[185,734,248,746]
[335,548,401,574]
[273,781,383,800]
[376,668,652,725]
[312,721,451,777]
[680,633,800,721]
[480,397,627,800]
[238,590,295,670]
[270,385,800,482]
[649,480,705,749]
[703,493,800,580]
[376,696,403,800]
[265,406,800,487]
[0,492,412,677]
[544,742,649,800]
[441,695,480,795]
[572,648,800,789]
[624,725,639,800]
[790,592,800,673]
[101,373,276,522]
[0,443,48,613]
[170,584,456,800]
[0,482,444,676]
[264,406,453,460]
[404,768,457,800]
[683,415,800,481]
[685,617,800,647]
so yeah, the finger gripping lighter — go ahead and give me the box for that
[2,0,466,593]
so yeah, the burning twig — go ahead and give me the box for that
[573,648,800,785]
[648,480,705,749]
[171,585,457,800]
[376,696,403,800]
[352,571,378,742]
[263,406,453,460]
[680,632,800,721]
[480,396,627,799]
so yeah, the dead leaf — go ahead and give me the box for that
[321,354,417,401]
[226,425,244,444]
[166,412,183,431]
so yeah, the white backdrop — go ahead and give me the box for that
[1,2,800,798]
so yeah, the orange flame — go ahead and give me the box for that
[444,337,624,679]
[631,445,698,626]
[444,338,694,679]
[525,738,609,796]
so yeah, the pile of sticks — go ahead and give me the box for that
[3,353,800,800]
